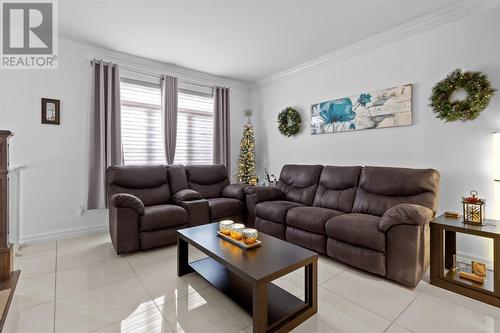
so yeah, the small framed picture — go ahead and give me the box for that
[41,98,60,125]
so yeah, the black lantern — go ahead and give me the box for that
[462,190,485,225]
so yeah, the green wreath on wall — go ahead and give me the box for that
[430,69,496,122]
[278,107,301,137]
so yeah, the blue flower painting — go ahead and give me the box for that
[310,84,412,135]
[358,93,372,107]
[319,98,356,123]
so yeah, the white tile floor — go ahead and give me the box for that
[6,232,500,333]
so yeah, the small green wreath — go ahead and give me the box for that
[430,69,496,122]
[278,107,301,136]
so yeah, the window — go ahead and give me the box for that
[175,89,214,165]
[120,79,164,165]
[119,78,214,166]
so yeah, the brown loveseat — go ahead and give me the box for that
[107,164,246,254]
[246,164,440,287]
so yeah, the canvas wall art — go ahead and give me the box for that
[310,84,412,135]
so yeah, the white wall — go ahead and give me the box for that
[250,7,500,262]
[0,39,250,244]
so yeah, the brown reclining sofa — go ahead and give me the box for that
[107,162,439,287]
[107,164,247,254]
[246,164,440,287]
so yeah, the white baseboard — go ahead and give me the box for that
[19,224,108,245]
[456,251,493,270]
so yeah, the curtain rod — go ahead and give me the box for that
[90,58,217,89]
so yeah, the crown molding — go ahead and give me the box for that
[253,0,500,89]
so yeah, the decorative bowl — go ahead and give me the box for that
[219,220,234,236]
[229,223,245,240]
[242,228,258,244]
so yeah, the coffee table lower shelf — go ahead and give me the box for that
[189,257,309,331]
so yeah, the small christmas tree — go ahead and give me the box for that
[236,114,257,185]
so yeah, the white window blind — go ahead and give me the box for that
[120,79,165,165]
[175,89,214,165]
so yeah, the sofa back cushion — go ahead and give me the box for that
[185,165,230,199]
[313,166,362,212]
[277,164,323,205]
[352,166,440,216]
[167,164,190,194]
[107,165,171,206]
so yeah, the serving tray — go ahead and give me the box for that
[216,232,262,250]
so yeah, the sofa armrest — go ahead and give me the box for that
[108,195,142,254]
[174,198,209,227]
[222,184,249,200]
[379,204,433,232]
[386,222,429,287]
[244,186,284,227]
[109,193,145,216]
[173,189,202,201]
[245,186,284,203]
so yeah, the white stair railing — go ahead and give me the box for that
[8,165,26,256]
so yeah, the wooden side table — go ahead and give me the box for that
[430,214,500,307]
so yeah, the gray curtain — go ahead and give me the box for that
[161,75,178,164]
[213,86,230,173]
[87,61,122,210]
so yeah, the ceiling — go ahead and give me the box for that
[60,0,463,83]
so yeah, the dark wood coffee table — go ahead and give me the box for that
[177,223,318,333]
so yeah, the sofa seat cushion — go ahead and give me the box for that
[286,207,344,234]
[325,213,385,253]
[207,197,244,220]
[327,238,386,276]
[141,227,186,250]
[286,227,326,254]
[140,205,188,231]
[256,200,304,224]
[256,217,286,240]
